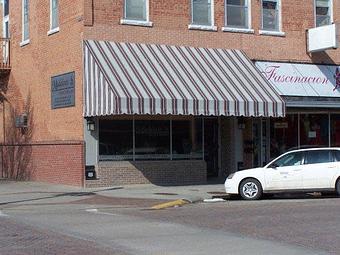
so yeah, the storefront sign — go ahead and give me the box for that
[255,62,340,97]
[308,131,317,138]
[51,72,75,109]
[274,122,288,129]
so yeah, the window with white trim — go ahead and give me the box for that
[225,0,250,29]
[261,0,280,31]
[191,0,213,26]
[3,0,9,38]
[22,0,29,42]
[315,0,332,27]
[50,0,59,30]
[124,0,147,21]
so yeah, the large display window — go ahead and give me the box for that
[270,114,299,159]
[270,113,340,160]
[331,115,340,147]
[135,120,170,160]
[300,114,329,147]
[99,117,203,161]
[99,120,133,160]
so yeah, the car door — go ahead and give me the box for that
[264,151,304,190]
[302,150,337,189]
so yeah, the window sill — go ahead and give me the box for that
[47,27,60,36]
[120,19,153,27]
[188,24,218,32]
[222,27,254,34]
[259,30,286,37]
[20,39,30,47]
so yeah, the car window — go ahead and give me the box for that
[270,152,303,168]
[333,150,340,162]
[304,150,333,164]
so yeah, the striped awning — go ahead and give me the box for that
[83,40,285,117]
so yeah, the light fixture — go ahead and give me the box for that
[238,117,245,130]
[87,119,95,131]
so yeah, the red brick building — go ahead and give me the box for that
[0,0,340,187]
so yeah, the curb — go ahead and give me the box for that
[151,199,190,210]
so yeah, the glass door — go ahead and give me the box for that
[253,119,270,168]
[204,118,219,177]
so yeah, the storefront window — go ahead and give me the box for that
[99,118,204,161]
[99,120,133,160]
[172,119,203,160]
[300,114,329,147]
[331,114,340,146]
[270,115,298,159]
[135,120,170,160]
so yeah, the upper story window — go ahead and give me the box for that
[191,0,213,26]
[21,0,29,44]
[261,0,280,31]
[50,0,59,31]
[121,0,152,27]
[315,0,332,27]
[3,0,9,38]
[4,0,9,17]
[124,0,147,21]
[225,0,251,29]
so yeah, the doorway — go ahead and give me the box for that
[253,119,270,168]
[204,118,219,178]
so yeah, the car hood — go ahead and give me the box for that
[235,167,265,177]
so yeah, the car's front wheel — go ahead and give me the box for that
[239,178,263,200]
[336,179,340,197]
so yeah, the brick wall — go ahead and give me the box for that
[30,142,85,187]
[0,142,84,186]
[7,0,84,142]
[86,160,207,187]
[0,0,85,186]
[83,0,340,64]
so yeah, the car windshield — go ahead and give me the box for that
[269,152,303,168]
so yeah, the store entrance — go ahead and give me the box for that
[204,118,219,178]
[253,119,270,168]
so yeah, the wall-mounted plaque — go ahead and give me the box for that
[51,72,75,109]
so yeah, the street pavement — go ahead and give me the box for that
[0,180,339,255]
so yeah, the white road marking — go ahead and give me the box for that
[86,208,120,216]
[0,210,8,217]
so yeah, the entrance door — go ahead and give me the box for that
[253,119,270,168]
[204,118,219,178]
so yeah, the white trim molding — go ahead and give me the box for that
[120,19,153,27]
[47,26,60,35]
[222,27,254,34]
[259,30,285,36]
[20,39,30,47]
[188,24,217,31]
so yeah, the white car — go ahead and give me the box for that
[225,148,340,200]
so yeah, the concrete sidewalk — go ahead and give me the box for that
[0,180,226,206]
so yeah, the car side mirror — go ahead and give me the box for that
[270,163,279,169]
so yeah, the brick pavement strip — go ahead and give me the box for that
[0,217,130,255]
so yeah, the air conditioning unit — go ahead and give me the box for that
[15,114,28,128]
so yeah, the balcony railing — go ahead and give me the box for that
[0,38,10,70]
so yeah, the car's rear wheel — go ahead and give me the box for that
[239,178,263,200]
[336,179,340,197]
